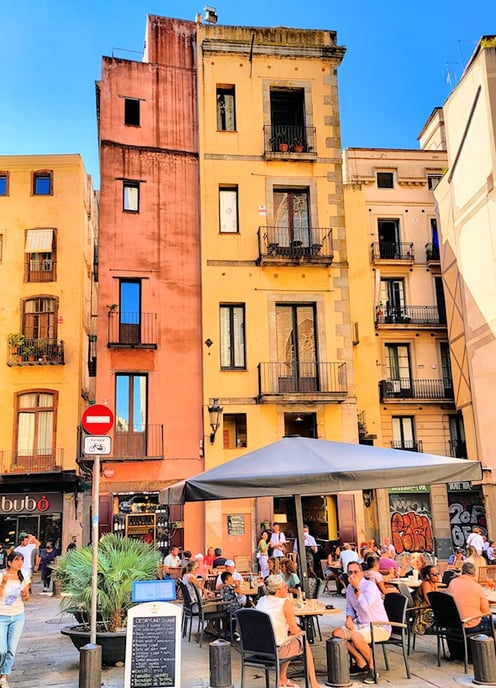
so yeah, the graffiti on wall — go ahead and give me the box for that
[389,491,433,553]
[448,493,486,548]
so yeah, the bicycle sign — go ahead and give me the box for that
[83,435,112,455]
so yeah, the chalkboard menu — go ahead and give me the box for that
[130,615,176,687]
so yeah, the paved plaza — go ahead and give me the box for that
[8,578,493,687]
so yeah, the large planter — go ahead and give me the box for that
[61,624,126,666]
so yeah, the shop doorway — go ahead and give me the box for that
[0,514,61,550]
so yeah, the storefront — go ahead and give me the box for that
[0,492,63,550]
[447,481,486,546]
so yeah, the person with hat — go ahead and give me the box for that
[216,560,246,606]
[447,548,465,571]
[256,574,322,688]
[14,533,40,585]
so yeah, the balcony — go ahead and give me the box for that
[425,242,440,263]
[7,339,64,366]
[375,305,446,327]
[107,311,158,348]
[25,258,56,282]
[447,439,467,459]
[0,449,63,474]
[371,242,414,263]
[263,125,316,160]
[79,424,164,461]
[391,440,423,452]
[258,361,347,402]
[380,378,455,402]
[257,227,333,266]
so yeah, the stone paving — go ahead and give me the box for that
[7,577,492,687]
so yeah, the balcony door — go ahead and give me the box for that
[273,190,310,248]
[276,304,317,392]
[16,392,55,469]
[378,219,400,258]
[392,416,416,450]
[119,280,141,344]
[440,342,454,399]
[385,344,412,396]
[23,297,57,340]
[115,374,147,457]
[380,279,405,321]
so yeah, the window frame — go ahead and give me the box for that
[32,170,53,196]
[124,98,141,127]
[15,390,57,459]
[427,174,442,190]
[376,171,394,188]
[392,415,416,450]
[0,171,9,196]
[123,181,140,212]
[216,85,236,132]
[220,304,246,370]
[219,186,239,233]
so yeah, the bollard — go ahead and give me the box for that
[471,634,496,685]
[325,637,352,687]
[79,643,102,688]
[209,638,233,688]
[52,575,61,598]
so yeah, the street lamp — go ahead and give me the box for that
[208,398,223,444]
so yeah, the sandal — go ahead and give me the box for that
[280,682,299,688]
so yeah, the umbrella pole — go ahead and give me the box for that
[293,495,309,596]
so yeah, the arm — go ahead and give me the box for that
[283,599,304,637]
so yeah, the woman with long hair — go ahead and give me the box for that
[257,529,271,578]
[0,551,30,687]
[411,564,439,635]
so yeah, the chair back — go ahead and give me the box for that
[427,590,463,630]
[384,592,408,635]
[442,569,459,586]
[306,577,321,600]
[235,555,252,573]
[396,582,413,608]
[236,608,278,656]
[320,560,329,578]
[178,580,194,611]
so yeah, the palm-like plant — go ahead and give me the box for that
[56,533,161,631]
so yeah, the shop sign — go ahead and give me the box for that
[388,485,430,493]
[447,481,475,492]
[0,493,62,515]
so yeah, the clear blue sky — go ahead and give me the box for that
[0,1,493,186]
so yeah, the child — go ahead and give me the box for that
[220,571,242,640]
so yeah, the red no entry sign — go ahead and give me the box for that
[81,404,114,435]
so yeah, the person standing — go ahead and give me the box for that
[257,529,271,578]
[293,525,318,577]
[0,551,30,687]
[39,542,58,592]
[269,522,287,558]
[66,536,77,552]
[466,527,484,556]
[14,534,40,585]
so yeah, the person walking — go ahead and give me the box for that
[39,542,58,592]
[0,551,30,687]
[14,534,40,587]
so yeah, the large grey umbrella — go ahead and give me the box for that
[160,436,482,586]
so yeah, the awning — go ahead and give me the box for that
[25,229,54,252]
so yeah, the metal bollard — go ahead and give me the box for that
[471,634,496,685]
[209,638,233,688]
[78,643,102,688]
[325,637,352,687]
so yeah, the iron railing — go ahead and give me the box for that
[371,242,414,261]
[7,339,64,366]
[258,226,333,262]
[380,378,454,401]
[258,361,347,396]
[108,311,158,348]
[447,439,467,459]
[25,258,56,282]
[425,242,440,262]
[375,305,446,326]
[0,449,64,474]
[391,440,423,452]
[263,124,316,155]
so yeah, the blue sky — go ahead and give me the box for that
[0,1,493,186]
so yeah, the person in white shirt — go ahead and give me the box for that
[382,537,396,559]
[269,522,287,558]
[14,533,40,583]
[466,527,484,556]
[163,546,181,575]
[340,543,359,571]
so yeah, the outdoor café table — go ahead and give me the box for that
[291,599,340,644]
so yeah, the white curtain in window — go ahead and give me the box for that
[219,189,238,233]
[17,413,35,455]
[37,412,53,454]
[124,185,138,211]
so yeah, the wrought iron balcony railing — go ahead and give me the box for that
[263,125,316,157]
[258,361,347,398]
[25,258,56,282]
[107,311,158,348]
[257,227,333,264]
[380,378,454,401]
[0,449,64,474]
[447,439,467,459]
[391,440,423,452]
[371,242,414,262]
[425,242,440,262]
[375,305,446,326]
[7,339,64,366]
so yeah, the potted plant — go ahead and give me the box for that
[270,131,289,152]
[7,333,25,353]
[57,533,161,665]
[291,136,305,152]
[23,344,36,362]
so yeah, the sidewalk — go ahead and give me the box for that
[8,579,488,687]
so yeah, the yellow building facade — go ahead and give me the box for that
[196,23,364,557]
[0,154,97,550]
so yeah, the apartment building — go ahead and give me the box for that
[0,154,97,550]
[343,146,481,555]
[430,37,496,538]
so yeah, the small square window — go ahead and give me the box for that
[123,182,139,212]
[0,173,9,196]
[223,413,247,449]
[377,172,394,188]
[124,98,140,126]
[33,171,52,195]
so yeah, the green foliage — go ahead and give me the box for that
[55,533,161,631]
[6,333,25,347]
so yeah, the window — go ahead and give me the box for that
[219,187,238,233]
[448,414,466,458]
[119,280,141,344]
[270,88,306,149]
[392,416,416,450]
[0,172,9,196]
[16,391,55,460]
[220,304,245,369]
[23,297,57,340]
[124,98,140,126]
[377,171,394,188]
[33,171,52,195]
[216,86,236,131]
[123,181,139,212]
[24,229,56,282]
[273,189,310,247]
[385,343,412,395]
[276,304,317,392]
[115,374,147,457]
[427,174,441,190]
[223,413,247,449]
[440,342,454,398]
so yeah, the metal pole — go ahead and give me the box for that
[294,495,308,592]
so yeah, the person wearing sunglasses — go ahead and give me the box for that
[411,565,439,635]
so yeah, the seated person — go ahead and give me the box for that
[181,560,216,611]
[220,571,242,640]
[382,537,396,559]
[212,547,227,568]
[326,546,344,593]
[447,548,465,570]
[256,575,322,688]
[378,553,399,576]
[179,550,192,567]
[403,552,427,580]
[216,560,246,606]
[363,554,390,595]
[163,546,181,576]
[280,557,301,597]
[411,565,438,635]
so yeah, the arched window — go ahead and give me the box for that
[15,391,56,469]
[22,297,57,340]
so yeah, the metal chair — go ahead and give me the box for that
[177,580,199,641]
[191,583,230,647]
[235,608,310,688]
[428,590,496,673]
[369,592,411,684]
[305,578,322,641]
[442,569,459,586]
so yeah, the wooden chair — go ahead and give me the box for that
[477,565,496,585]
[320,559,333,593]
[235,608,310,688]
[234,555,252,573]
[369,592,411,684]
